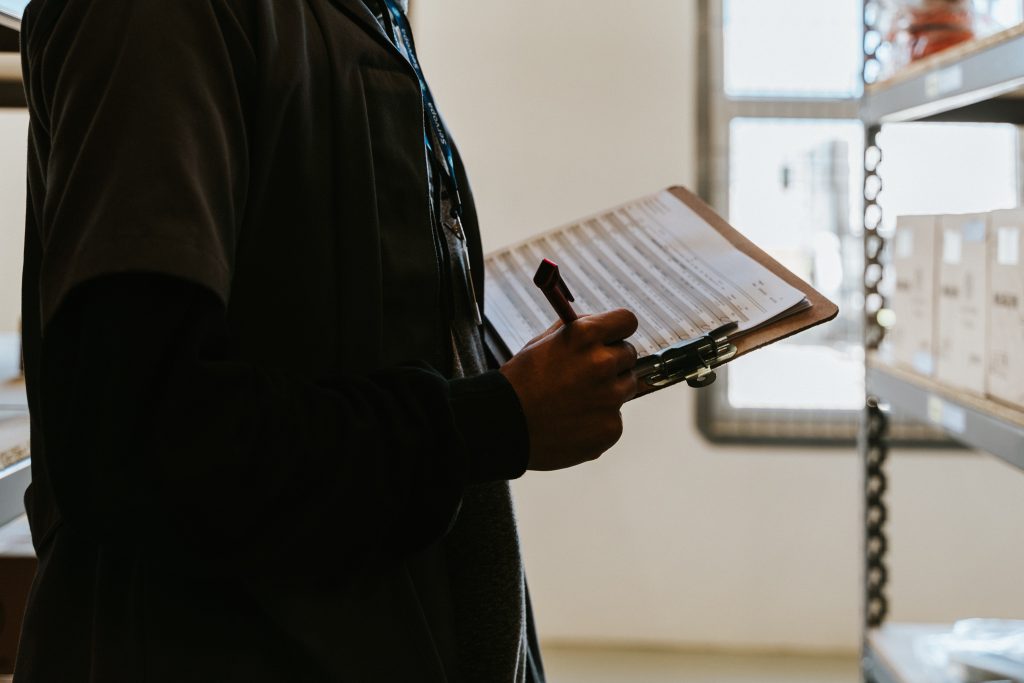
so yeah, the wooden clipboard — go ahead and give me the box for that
[483,186,840,393]
[665,186,838,358]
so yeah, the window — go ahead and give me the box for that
[723,0,862,99]
[697,0,1020,444]
[727,119,864,412]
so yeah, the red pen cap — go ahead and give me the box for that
[533,259,575,301]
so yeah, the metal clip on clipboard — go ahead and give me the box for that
[531,259,740,391]
[636,321,739,389]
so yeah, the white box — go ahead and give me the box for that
[936,213,988,395]
[889,215,939,376]
[987,208,1024,409]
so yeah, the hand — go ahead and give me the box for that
[499,309,640,471]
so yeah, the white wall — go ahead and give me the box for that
[413,0,1024,654]
[412,0,694,252]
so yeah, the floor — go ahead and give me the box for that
[542,645,860,683]
[0,649,860,683]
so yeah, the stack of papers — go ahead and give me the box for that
[485,189,811,359]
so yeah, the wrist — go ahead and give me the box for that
[449,371,530,482]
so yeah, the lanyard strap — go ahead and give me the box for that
[380,0,463,219]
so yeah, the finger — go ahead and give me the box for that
[613,372,639,403]
[606,340,639,374]
[597,411,625,453]
[522,319,564,350]
[592,368,639,408]
[581,308,640,344]
[526,313,598,350]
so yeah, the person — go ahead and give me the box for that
[15,0,639,681]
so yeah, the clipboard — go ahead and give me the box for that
[664,186,838,358]
[483,186,839,398]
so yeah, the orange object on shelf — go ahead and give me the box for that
[900,0,976,62]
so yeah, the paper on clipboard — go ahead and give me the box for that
[483,187,838,394]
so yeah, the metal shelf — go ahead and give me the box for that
[0,380,28,528]
[860,9,1024,682]
[0,442,29,528]
[866,624,1024,683]
[867,360,1024,472]
[865,625,951,683]
[0,4,23,32]
[862,23,1024,124]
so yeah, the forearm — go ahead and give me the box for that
[41,274,528,576]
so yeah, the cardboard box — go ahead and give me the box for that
[936,213,989,394]
[889,215,940,376]
[987,208,1024,409]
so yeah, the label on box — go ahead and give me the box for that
[925,65,963,98]
[912,351,935,376]
[927,395,966,435]
[998,226,1020,266]
[963,220,986,243]
[943,229,963,264]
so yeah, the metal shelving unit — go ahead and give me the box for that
[0,13,17,33]
[0,10,20,107]
[868,361,1024,471]
[860,9,1024,682]
[863,22,1024,125]
[0,11,26,528]
[865,625,954,683]
[0,380,29,528]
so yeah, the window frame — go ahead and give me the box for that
[695,0,959,448]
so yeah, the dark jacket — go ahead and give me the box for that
[16,0,532,680]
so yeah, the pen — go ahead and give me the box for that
[533,258,579,324]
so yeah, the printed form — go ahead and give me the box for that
[484,190,808,357]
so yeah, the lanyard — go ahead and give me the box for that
[380,0,463,221]
[378,0,482,326]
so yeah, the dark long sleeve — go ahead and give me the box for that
[41,273,529,579]
[22,0,529,579]
[16,2,544,679]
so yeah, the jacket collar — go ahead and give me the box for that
[326,0,408,63]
